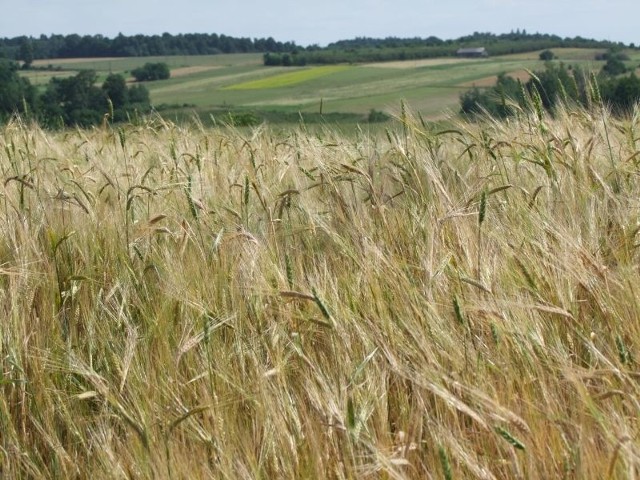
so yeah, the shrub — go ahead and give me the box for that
[131,62,171,81]
[539,49,555,61]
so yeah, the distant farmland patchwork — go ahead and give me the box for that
[28,48,636,122]
[224,65,350,90]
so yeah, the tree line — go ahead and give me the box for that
[2,31,630,67]
[0,60,150,127]
[263,31,632,66]
[460,49,640,118]
[2,33,298,62]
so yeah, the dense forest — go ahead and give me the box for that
[0,32,298,61]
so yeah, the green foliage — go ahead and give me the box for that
[438,445,453,480]
[460,73,522,118]
[597,48,630,77]
[102,73,128,108]
[528,63,586,110]
[128,84,151,107]
[539,49,555,61]
[18,38,34,69]
[367,109,390,123]
[216,111,260,127]
[288,31,623,65]
[263,52,307,67]
[460,87,487,116]
[495,426,526,450]
[0,33,298,60]
[0,60,36,120]
[460,57,640,120]
[596,48,630,62]
[461,63,595,118]
[263,52,282,66]
[131,62,171,82]
[601,57,628,76]
[39,70,106,126]
[37,71,150,126]
[0,31,629,70]
[600,73,640,113]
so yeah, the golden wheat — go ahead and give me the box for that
[0,106,639,478]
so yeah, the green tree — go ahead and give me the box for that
[539,49,555,61]
[128,84,150,107]
[263,53,282,66]
[602,57,627,76]
[600,73,640,113]
[40,70,106,126]
[460,73,522,118]
[526,63,584,110]
[460,86,488,115]
[102,73,128,108]
[0,60,36,120]
[131,62,170,81]
[18,38,34,69]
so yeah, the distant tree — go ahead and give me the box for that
[128,84,150,106]
[40,70,106,126]
[263,53,282,66]
[102,73,128,108]
[367,109,390,123]
[18,38,34,69]
[292,52,307,66]
[525,62,587,110]
[131,62,170,81]
[600,73,640,113]
[460,73,522,118]
[539,49,555,61]
[601,57,628,76]
[460,87,494,116]
[104,75,150,121]
[40,70,151,126]
[0,60,36,120]
[460,63,594,118]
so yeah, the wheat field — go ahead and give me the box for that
[0,106,639,479]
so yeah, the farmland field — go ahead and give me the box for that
[24,47,620,122]
[224,65,351,89]
[1,102,640,478]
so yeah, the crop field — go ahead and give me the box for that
[1,101,640,478]
[23,47,622,122]
[224,65,351,90]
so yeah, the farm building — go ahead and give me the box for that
[456,47,489,58]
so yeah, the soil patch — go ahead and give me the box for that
[170,66,221,78]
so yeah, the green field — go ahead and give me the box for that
[224,65,351,90]
[26,47,637,121]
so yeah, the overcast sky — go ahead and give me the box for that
[2,0,638,47]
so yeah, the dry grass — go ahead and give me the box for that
[169,66,221,78]
[365,58,472,69]
[0,105,640,479]
[32,57,125,66]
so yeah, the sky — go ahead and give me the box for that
[2,0,638,47]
